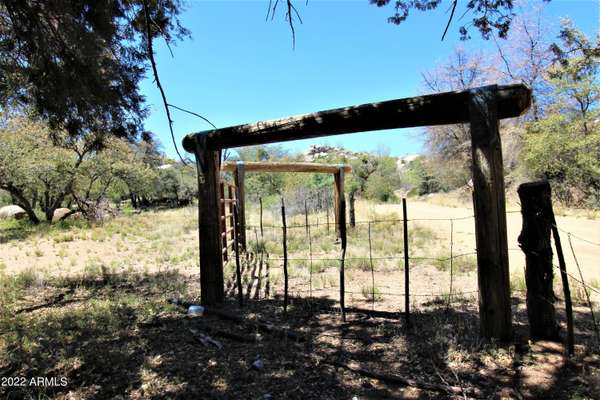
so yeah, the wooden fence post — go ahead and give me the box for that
[233,202,244,307]
[281,198,289,313]
[337,167,347,321]
[234,162,246,251]
[304,199,309,236]
[517,181,559,340]
[193,135,224,305]
[259,197,264,238]
[469,85,512,340]
[348,191,356,228]
[403,198,410,329]
[550,213,575,356]
[326,195,330,234]
[334,172,341,237]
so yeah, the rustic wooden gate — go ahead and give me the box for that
[219,182,237,262]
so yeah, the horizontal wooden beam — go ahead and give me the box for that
[183,84,530,152]
[221,161,352,174]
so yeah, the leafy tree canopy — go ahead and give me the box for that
[370,0,551,40]
[0,0,187,140]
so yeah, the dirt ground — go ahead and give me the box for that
[364,200,600,302]
[1,201,599,399]
[2,274,598,400]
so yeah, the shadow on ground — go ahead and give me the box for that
[1,270,598,399]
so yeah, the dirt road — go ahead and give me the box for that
[362,199,600,298]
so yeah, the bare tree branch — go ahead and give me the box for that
[266,0,302,49]
[286,0,297,49]
[493,34,515,80]
[142,0,188,165]
[167,103,217,129]
[441,0,458,41]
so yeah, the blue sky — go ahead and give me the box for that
[140,0,599,158]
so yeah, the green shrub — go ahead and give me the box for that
[361,285,383,302]
[510,272,526,294]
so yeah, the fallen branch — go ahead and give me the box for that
[319,358,483,398]
[15,288,79,314]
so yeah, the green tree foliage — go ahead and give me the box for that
[233,145,290,199]
[547,20,600,135]
[0,117,153,222]
[369,0,550,40]
[400,156,445,196]
[522,21,599,207]
[416,15,598,208]
[152,165,196,205]
[0,0,187,139]
[363,155,401,202]
[0,189,10,206]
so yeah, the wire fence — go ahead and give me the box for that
[221,194,599,340]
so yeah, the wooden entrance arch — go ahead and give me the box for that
[183,84,531,340]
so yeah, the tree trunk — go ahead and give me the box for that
[45,206,54,222]
[31,190,38,209]
[5,185,40,224]
[517,181,559,340]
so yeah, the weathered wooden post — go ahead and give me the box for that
[348,191,356,228]
[281,197,289,313]
[469,85,512,340]
[219,182,228,262]
[191,135,225,305]
[334,172,341,237]
[337,167,347,321]
[233,162,247,251]
[259,197,264,238]
[402,198,410,329]
[326,196,330,234]
[233,202,244,307]
[517,181,559,340]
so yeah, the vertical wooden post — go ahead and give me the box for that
[219,182,228,262]
[193,135,224,305]
[402,198,410,329]
[233,202,244,307]
[259,197,264,238]
[281,198,289,313]
[317,191,321,211]
[469,85,512,340]
[337,167,347,321]
[550,213,575,356]
[304,199,309,236]
[517,181,559,340]
[326,196,330,234]
[348,191,356,228]
[234,162,247,251]
[334,172,341,237]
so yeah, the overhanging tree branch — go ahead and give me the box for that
[142,0,187,165]
[167,104,217,129]
[441,0,457,41]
